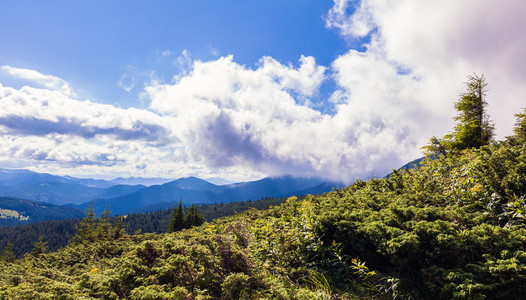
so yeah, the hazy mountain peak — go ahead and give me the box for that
[109,177,173,187]
[165,177,219,191]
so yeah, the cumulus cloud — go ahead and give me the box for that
[326,0,526,138]
[0,68,268,181]
[145,54,419,183]
[0,132,200,179]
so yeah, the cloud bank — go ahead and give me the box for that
[0,81,183,178]
[1,1,525,183]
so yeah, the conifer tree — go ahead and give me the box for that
[0,241,16,262]
[31,235,48,256]
[96,206,112,240]
[185,204,204,228]
[425,74,494,154]
[113,216,126,239]
[194,205,204,227]
[168,201,185,232]
[449,74,494,149]
[71,203,98,244]
[513,108,526,141]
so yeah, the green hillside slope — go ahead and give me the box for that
[0,197,84,226]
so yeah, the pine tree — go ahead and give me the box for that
[71,203,98,244]
[513,108,526,141]
[448,74,494,149]
[96,206,112,240]
[425,74,494,155]
[185,204,204,228]
[113,216,126,239]
[0,241,16,262]
[168,201,185,232]
[31,235,48,256]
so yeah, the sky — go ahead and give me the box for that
[0,0,525,184]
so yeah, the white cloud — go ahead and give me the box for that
[176,49,192,68]
[0,74,267,181]
[0,83,173,143]
[209,46,219,57]
[0,80,194,178]
[326,0,526,138]
[326,0,373,37]
[118,72,135,93]
[1,65,76,97]
[145,54,419,183]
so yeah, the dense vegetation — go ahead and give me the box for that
[0,79,524,298]
[0,197,287,258]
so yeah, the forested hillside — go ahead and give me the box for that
[0,197,287,258]
[0,197,85,227]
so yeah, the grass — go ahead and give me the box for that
[0,208,29,220]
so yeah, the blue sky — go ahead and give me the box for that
[0,1,348,108]
[0,0,525,182]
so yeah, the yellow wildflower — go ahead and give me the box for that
[470,184,483,193]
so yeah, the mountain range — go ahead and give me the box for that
[77,176,339,215]
[0,168,343,221]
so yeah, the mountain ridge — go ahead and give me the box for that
[77,175,339,215]
[0,168,341,218]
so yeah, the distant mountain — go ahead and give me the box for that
[221,176,327,200]
[163,177,223,192]
[202,177,236,186]
[0,196,84,226]
[0,168,114,188]
[96,184,147,199]
[384,156,434,178]
[60,176,115,188]
[0,182,105,205]
[0,169,147,205]
[397,156,427,171]
[0,168,68,187]
[284,181,345,197]
[77,177,222,215]
[0,168,340,217]
[78,175,339,215]
[109,177,173,187]
[0,181,147,206]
